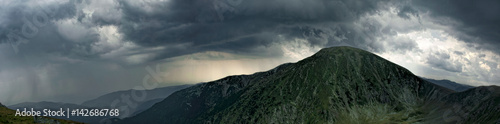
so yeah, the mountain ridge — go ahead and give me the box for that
[121,46,461,123]
[422,77,474,92]
[81,84,192,108]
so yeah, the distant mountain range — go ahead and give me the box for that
[9,101,89,110]
[120,46,500,123]
[81,84,192,109]
[7,84,192,124]
[422,78,474,92]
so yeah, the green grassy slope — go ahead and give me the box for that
[201,46,451,123]
[0,106,83,124]
[431,86,500,123]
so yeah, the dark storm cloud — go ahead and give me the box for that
[0,0,418,62]
[115,0,390,60]
[1,0,497,70]
[0,0,77,42]
[0,0,114,104]
[397,5,419,19]
[0,0,110,62]
[412,0,500,54]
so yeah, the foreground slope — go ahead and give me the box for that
[434,86,500,123]
[122,46,498,123]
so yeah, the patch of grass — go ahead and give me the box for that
[0,107,33,124]
[0,107,83,124]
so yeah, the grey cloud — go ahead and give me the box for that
[0,0,78,40]
[87,1,121,26]
[0,0,495,69]
[479,54,486,58]
[438,52,450,59]
[397,5,419,19]
[0,0,123,63]
[385,35,418,53]
[485,61,498,70]
[0,0,411,62]
[426,51,462,72]
[453,51,464,55]
[412,0,500,54]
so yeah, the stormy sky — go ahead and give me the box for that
[0,0,499,105]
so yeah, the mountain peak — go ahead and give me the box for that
[314,46,371,57]
[299,46,388,69]
[318,46,365,52]
[122,45,456,123]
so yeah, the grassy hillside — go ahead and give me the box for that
[0,106,33,123]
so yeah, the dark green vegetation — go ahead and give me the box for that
[0,103,82,124]
[129,98,164,117]
[121,46,500,123]
[434,86,500,123]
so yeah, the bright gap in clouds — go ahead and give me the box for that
[152,38,321,84]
